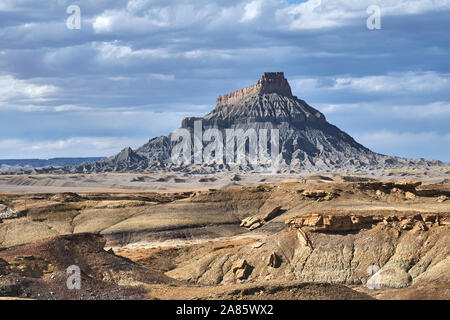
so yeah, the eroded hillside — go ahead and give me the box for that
[0,175,448,299]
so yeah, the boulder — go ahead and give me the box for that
[241,206,284,231]
[231,259,252,280]
[235,268,251,280]
[400,218,415,230]
[302,190,328,198]
[240,216,261,228]
[261,206,282,222]
[249,221,264,231]
[231,259,248,273]
[376,268,412,289]
[240,216,264,230]
[405,192,416,200]
[0,204,18,220]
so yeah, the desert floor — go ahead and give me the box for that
[0,170,449,300]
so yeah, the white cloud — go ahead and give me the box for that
[109,74,175,81]
[332,72,450,93]
[93,41,241,62]
[28,137,124,151]
[0,136,146,158]
[93,1,219,34]
[241,0,263,22]
[276,0,359,30]
[0,75,58,102]
[93,41,177,60]
[278,0,450,30]
[315,101,450,118]
[315,103,360,114]
[92,15,114,33]
[292,72,450,95]
[89,0,450,34]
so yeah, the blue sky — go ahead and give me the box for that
[0,0,449,161]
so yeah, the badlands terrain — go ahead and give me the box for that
[0,171,448,300]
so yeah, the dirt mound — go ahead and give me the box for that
[218,282,374,300]
[0,258,8,275]
[50,192,83,202]
[0,233,176,299]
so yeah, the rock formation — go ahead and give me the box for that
[240,206,283,231]
[285,211,446,232]
[39,72,445,174]
[216,72,292,105]
[0,204,18,220]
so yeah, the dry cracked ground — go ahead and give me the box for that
[0,172,449,300]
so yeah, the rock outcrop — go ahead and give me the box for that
[240,206,283,231]
[232,259,252,280]
[358,180,422,192]
[0,204,18,220]
[216,72,292,105]
[285,211,446,232]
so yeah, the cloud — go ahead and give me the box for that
[331,72,450,93]
[0,75,58,102]
[315,103,360,114]
[89,0,450,34]
[315,101,450,118]
[292,72,450,95]
[92,1,224,34]
[241,0,264,22]
[279,0,450,30]
[109,74,175,81]
[0,136,144,158]
[0,104,95,112]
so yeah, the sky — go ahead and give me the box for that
[0,0,449,161]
